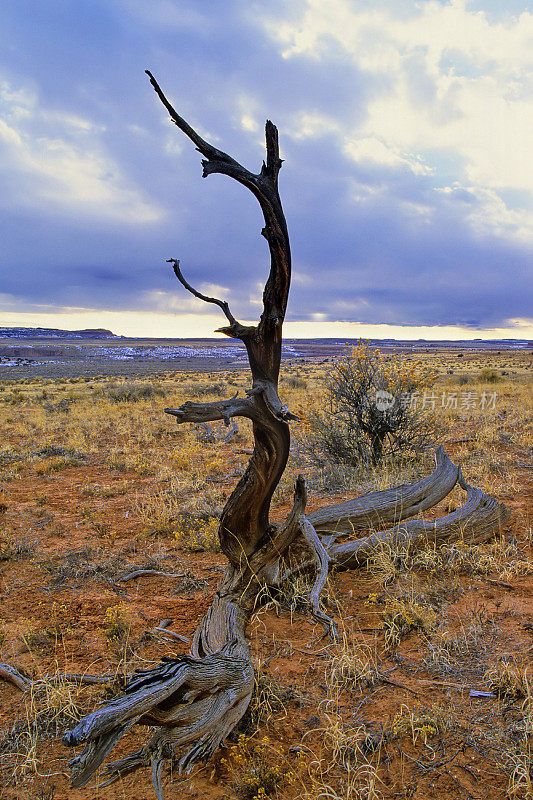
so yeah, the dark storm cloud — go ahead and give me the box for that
[0,0,531,330]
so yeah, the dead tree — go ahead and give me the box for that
[0,74,508,797]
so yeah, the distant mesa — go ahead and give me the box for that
[0,327,120,339]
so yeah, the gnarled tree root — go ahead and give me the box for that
[327,471,510,570]
[64,647,254,791]
[299,513,338,640]
[307,445,459,535]
[55,453,508,795]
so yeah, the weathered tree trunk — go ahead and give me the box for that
[326,471,510,570]
[60,72,306,797]
[13,75,505,797]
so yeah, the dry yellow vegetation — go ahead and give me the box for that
[0,347,531,800]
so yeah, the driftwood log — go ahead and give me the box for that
[0,74,510,798]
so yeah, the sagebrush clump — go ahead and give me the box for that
[298,342,439,469]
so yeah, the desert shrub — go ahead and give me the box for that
[104,602,136,644]
[390,703,450,747]
[187,381,226,397]
[284,374,307,389]
[366,592,437,648]
[478,367,503,383]
[0,448,21,466]
[34,447,85,475]
[299,342,439,468]
[4,389,24,405]
[326,637,380,690]
[33,445,79,458]
[484,661,530,699]
[0,532,36,561]
[174,514,220,552]
[221,734,297,799]
[105,382,165,402]
[135,491,180,536]
[43,397,74,413]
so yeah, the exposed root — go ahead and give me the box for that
[1,452,511,798]
[119,569,185,582]
[328,471,510,570]
[307,446,459,534]
[0,663,121,690]
[0,663,31,691]
[299,513,338,640]
[63,646,254,790]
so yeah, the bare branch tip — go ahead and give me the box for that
[294,474,307,504]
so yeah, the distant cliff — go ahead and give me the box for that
[0,327,119,339]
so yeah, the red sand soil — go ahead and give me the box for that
[0,365,532,799]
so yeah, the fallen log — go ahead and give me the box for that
[327,472,510,570]
[307,445,459,534]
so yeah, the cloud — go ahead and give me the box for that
[344,136,433,175]
[142,290,209,314]
[0,0,531,334]
[259,0,533,231]
[0,78,162,223]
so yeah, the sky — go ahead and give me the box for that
[0,0,532,340]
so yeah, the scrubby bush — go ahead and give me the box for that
[105,382,165,402]
[478,367,502,383]
[284,374,308,389]
[299,342,439,468]
[188,381,226,397]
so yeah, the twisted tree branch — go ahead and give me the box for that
[166,258,247,339]
[327,474,510,570]
[307,446,459,534]
[145,71,290,379]
[164,393,255,425]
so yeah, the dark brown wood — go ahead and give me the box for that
[57,72,300,795]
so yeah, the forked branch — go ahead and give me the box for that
[299,514,338,640]
[307,445,459,534]
[166,258,247,339]
[146,70,290,374]
[325,469,510,571]
[165,393,255,425]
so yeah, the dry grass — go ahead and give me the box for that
[0,349,531,799]
[325,634,381,691]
